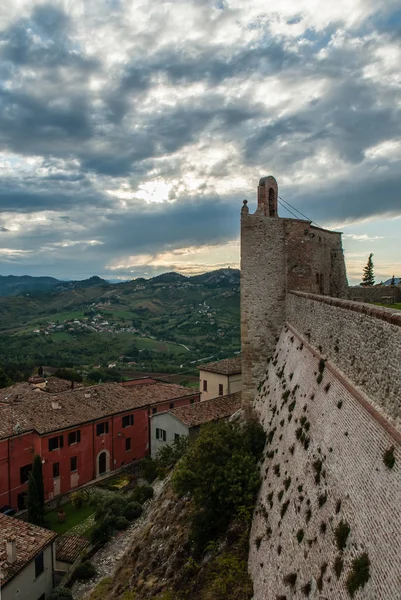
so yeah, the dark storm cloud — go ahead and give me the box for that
[0,4,96,71]
[0,174,111,212]
[0,0,400,279]
[95,196,239,256]
[286,170,401,224]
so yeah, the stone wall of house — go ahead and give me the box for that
[287,292,401,429]
[348,285,401,304]
[249,326,401,600]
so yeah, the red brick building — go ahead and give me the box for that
[0,381,199,511]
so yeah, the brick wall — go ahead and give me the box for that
[287,292,401,429]
[249,327,401,600]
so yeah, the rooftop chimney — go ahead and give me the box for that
[6,537,16,564]
[51,400,62,410]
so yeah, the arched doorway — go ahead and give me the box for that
[99,452,107,475]
[97,450,110,477]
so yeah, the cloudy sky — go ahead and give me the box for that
[0,0,400,284]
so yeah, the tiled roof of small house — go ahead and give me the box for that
[56,535,89,563]
[168,392,241,427]
[0,382,43,404]
[197,356,242,375]
[0,382,198,439]
[0,514,56,587]
[41,377,84,394]
[123,382,196,407]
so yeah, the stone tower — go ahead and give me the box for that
[241,176,348,407]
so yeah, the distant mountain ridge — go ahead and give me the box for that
[0,269,240,296]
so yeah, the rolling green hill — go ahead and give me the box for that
[0,269,240,381]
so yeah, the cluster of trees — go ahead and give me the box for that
[172,419,266,554]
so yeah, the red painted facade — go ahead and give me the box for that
[0,391,199,511]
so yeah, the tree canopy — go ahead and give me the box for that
[361,253,375,286]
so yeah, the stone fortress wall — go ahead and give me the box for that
[287,292,401,429]
[348,284,401,304]
[249,326,401,600]
[241,176,401,599]
[241,176,347,407]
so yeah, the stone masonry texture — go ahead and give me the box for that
[287,292,401,429]
[240,179,348,407]
[249,326,401,600]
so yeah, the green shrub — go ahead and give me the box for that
[301,581,312,596]
[383,446,396,469]
[284,477,291,491]
[130,484,154,505]
[280,500,290,519]
[296,529,304,543]
[141,457,158,483]
[74,561,96,580]
[49,588,73,600]
[316,373,323,384]
[335,520,350,551]
[334,554,344,579]
[318,493,327,507]
[156,435,190,469]
[90,520,112,545]
[114,516,130,530]
[94,495,126,522]
[172,419,262,554]
[283,572,297,588]
[346,553,370,597]
[123,501,143,521]
[317,562,327,591]
[70,490,86,509]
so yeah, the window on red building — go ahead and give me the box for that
[219,384,224,396]
[122,414,134,428]
[203,380,208,391]
[96,421,109,436]
[70,456,77,472]
[53,462,60,478]
[20,463,32,484]
[152,407,157,414]
[68,430,81,445]
[190,399,195,404]
[48,435,63,451]
[125,437,131,451]
[169,403,174,409]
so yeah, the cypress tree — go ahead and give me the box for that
[28,454,45,526]
[362,253,375,286]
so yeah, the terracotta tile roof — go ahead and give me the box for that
[56,535,89,563]
[120,377,158,387]
[198,356,242,375]
[0,514,56,587]
[0,382,199,439]
[0,383,43,404]
[41,377,83,394]
[123,382,196,407]
[168,392,242,427]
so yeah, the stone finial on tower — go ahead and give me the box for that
[257,176,278,217]
[241,199,249,216]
